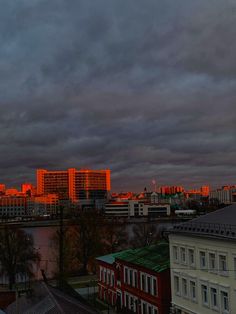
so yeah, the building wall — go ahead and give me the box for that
[105,200,170,218]
[118,260,170,314]
[97,258,171,314]
[37,168,110,203]
[210,188,236,204]
[169,233,236,314]
[97,261,117,306]
[0,196,27,217]
[28,194,59,216]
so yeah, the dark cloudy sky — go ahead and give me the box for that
[1,0,236,191]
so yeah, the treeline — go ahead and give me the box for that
[53,209,166,280]
[0,209,166,289]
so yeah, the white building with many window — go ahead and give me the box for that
[169,204,236,314]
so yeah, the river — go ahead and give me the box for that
[21,220,175,280]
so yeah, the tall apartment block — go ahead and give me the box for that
[36,168,111,203]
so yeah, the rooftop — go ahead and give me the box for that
[171,204,236,239]
[5,282,98,314]
[97,242,170,273]
[96,251,125,265]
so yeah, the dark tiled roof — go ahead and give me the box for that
[171,204,236,239]
[5,282,98,314]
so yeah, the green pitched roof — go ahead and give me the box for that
[96,242,169,272]
[96,251,125,265]
[115,242,170,272]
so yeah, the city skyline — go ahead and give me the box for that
[0,166,234,194]
[1,0,236,191]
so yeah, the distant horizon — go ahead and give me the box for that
[0,166,234,193]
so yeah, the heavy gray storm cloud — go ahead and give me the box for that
[0,0,236,191]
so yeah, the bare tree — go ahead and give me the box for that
[73,210,104,274]
[130,223,160,248]
[0,226,40,290]
[102,218,128,253]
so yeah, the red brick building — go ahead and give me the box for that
[97,242,171,314]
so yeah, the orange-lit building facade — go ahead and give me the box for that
[21,183,36,196]
[37,168,111,202]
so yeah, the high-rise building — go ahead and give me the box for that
[36,168,111,203]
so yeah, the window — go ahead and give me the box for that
[148,305,152,314]
[190,280,196,301]
[210,287,218,309]
[141,273,146,291]
[201,284,208,306]
[107,271,110,285]
[134,271,138,287]
[234,257,236,279]
[124,267,128,283]
[200,251,207,269]
[220,291,229,313]
[142,302,147,314]
[129,296,134,311]
[111,272,114,287]
[180,247,186,264]
[173,246,178,262]
[147,276,151,294]
[209,253,216,272]
[103,268,107,283]
[219,255,228,275]
[188,249,195,266]
[129,269,133,286]
[125,294,129,308]
[174,276,180,295]
[100,267,103,281]
[182,278,188,297]
[152,277,157,296]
